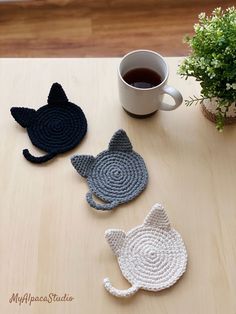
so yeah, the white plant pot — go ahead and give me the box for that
[202,98,236,124]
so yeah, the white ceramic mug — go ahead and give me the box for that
[118,50,183,117]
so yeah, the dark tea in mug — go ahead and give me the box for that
[123,68,162,89]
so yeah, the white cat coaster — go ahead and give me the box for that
[104,203,188,297]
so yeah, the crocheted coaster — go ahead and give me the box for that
[104,203,187,297]
[71,129,148,210]
[11,83,87,164]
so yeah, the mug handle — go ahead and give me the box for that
[159,85,183,111]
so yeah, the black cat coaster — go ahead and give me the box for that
[11,83,87,164]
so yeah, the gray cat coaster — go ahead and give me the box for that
[104,203,188,297]
[71,129,148,210]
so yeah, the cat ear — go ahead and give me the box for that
[108,129,133,152]
[144,204,171,230]
[105,229,126,256]
[71,155,95,178]
[10,107,36,128]
[48,83,68,105]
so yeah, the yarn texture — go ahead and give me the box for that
[104,203,188,297]
[11,83,87,164]
[71,129,148,210]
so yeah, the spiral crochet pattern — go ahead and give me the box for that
[104,203,188,297]
[11,83,87,164]
[71,129,148,210]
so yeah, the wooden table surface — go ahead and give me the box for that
[1,0,235,57]
[0,58,235,314]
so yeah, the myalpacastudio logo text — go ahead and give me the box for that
[9,293,74,306]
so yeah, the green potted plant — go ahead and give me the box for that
[178,7,236,131]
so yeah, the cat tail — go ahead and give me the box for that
[103,278,139,298]
[23,149,57,164]
[86,192,120,210]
